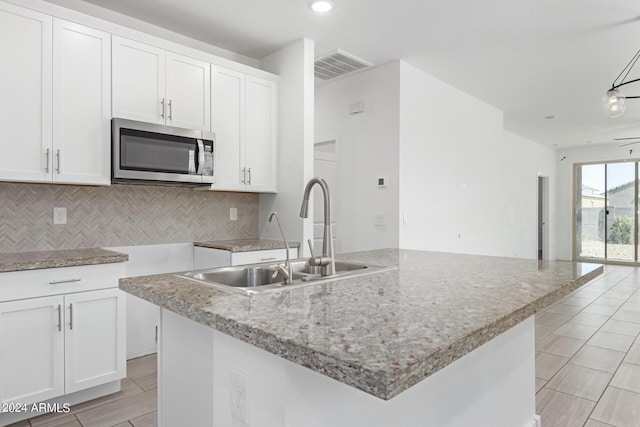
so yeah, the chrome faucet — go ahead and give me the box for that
[300,177,336,276]
[268,212,292,284]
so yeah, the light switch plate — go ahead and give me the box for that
[230,208,238,221]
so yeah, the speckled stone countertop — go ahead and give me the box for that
[0,248,128,272]
[194,238,301,252]
[119,249,602,400]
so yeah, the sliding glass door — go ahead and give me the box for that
[576,161,637,263]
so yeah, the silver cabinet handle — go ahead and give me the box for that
[69,303,73,330]
[49,278,81,285]
[261,257,277,261]
[241,167,246,184]
[247,167,251,185]
[57,304,62,332]
[160,98,165,119]
[45,148,50,173]
[56,149,61,174]
[168,99,173,120]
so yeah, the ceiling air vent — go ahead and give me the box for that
[314,50,372,81]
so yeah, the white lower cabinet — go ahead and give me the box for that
[0,296,64,405]
[64,289,126,394]
[0,288,125,405]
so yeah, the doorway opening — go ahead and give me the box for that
[538,175,549,260]
[313,140,339,254]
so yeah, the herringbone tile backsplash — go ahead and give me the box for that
[0,183,258,253]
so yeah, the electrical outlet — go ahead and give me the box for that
[53,207,67,225]
[230,207,238,221]
[231,369,248,424]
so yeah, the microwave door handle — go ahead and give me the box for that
[196,139,205,175]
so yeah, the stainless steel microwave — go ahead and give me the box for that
[112,118,215,186]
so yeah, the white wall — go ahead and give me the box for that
[398,62,556,258]
[555,144,636,260]
[259,39,315,256]
[314,62,401,253]
[315,61,557,259]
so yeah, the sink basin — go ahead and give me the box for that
[178,258,394,294]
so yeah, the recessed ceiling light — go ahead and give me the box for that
[309,0,335,13]
[544,115,559,120]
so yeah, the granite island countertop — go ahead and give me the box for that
[194,238,301,252]
[119,248,602,400]
[0,248,129,272]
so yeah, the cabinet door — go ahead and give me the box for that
[244,76,277,192]
[53,19,111,185]
[0,296,64,405]
[0,3,52,182]
[112,36,165,124]
[64,289,126,394]
[210,66,244,191]
[165,52,211,131]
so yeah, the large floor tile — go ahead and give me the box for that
[611,309,640,324]
[535,351,569,380]
[610,362,640,394]
[553,322,599,340]
[545,364,611,401]
[29,414,81,427]
[546,303,583,316]
[625,344,640,365]
[536,388,595,427]
[599,319,640,337]
[561,296,596,308]
[535,377,547,393]
[127,354,157,382]
[621,301,640,312]
[582,304,618,316]
[75,389,157,427]
[569,345,625,374]
[130,411,157,427]
[584,420,615,427]
[537,334,586,358]
[593,296,626,308]
[591,387,640,427]
[569,312,610,328]
[536,312,573,329]
[588,330,635,353]
[535,324,556,342]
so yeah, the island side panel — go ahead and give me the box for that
[159,307,539,427]
[159,309,214,427]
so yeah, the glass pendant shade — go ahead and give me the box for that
[603,89,626,118]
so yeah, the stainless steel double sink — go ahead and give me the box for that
[178,259,393,294]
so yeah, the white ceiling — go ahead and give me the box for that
[72,0,640,148]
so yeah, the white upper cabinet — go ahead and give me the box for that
[0,3,52,182]
[112,36,211,131]
[211,67,244,191]
[244,76,277,192]
[0,2,110,185]
[53,19,111,185]
[211,66,277,192]
[165,52,211,131]
[112,37,164,125]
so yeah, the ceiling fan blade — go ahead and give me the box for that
[619,140,640,147]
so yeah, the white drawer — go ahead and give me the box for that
[0,262,126,302]
[231,248,298,266]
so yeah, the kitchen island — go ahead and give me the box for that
[119,249,602,427]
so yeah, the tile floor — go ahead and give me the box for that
[8,264,640,427]
[536,264,640,427]
[8,354,157,427]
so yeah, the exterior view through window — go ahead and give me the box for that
[576,161,637,263]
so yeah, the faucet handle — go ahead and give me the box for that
[307,239,315,258]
